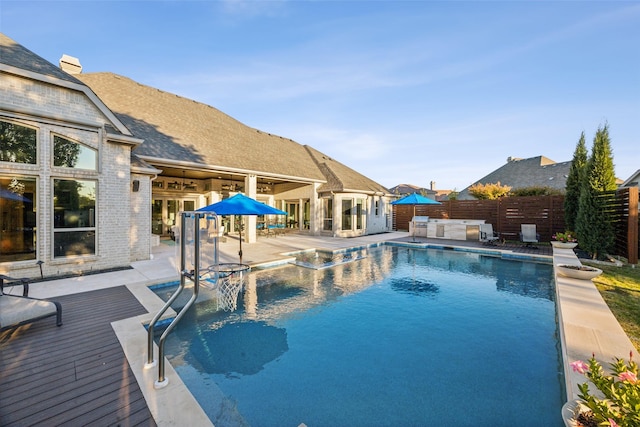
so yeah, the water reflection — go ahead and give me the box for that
[158,245,554,376]
[187,321,288,376]
[387,246,554,301]
[389,277,440,297]
[290,248,367,269]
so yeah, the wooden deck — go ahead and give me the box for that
[0,286,157,427]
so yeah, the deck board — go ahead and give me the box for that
[0,286,157,427]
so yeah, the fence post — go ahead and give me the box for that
[627,187,638,264]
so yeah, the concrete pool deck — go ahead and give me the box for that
[14,232,639,424]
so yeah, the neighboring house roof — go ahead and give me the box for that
[433,190,453,201]
[621,169,640,188]
[457,156,571,200]
[77,72,389,193]
[389,184,429,195]
[389,183,450,200]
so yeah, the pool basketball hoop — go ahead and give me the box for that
[209,263,250,312]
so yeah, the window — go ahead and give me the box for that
[0,176,37,262]
[323,198,333,231]
[375,199,380,216]
[0,120,37,164]
[342,199,352,231]
[53,179,96,257]
[53,135,97,170]
[356,199,364,230]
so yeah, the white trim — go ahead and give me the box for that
[138,156,326,184]
[105,132,143,147]
[621,169,640,187]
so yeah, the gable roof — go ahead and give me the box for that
[457,155,571,200]
[1,33,389,194]
[0,33,137,141]
[77,72,329,183]
[304,146,389,194]
[78,72,390,194]
[621,169,640,188]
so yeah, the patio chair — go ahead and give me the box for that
[0,276,62,331]
[519,224,540,247]
[479,224,500,246]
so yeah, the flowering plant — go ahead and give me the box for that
[570,353,640,427]
[553,231,577,243]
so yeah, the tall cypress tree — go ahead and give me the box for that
[564,132,588,231]
[576,124,617,259]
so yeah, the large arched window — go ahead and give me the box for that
[0,120,37,164]
[53,135,97,170]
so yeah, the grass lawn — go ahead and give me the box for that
[586,261,640,352]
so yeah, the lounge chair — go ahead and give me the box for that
[479,224,500,245]
[0,275,62,331]
[519,224,540,247]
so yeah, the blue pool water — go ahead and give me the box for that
[153,245,563,427]
[289,248,368,269]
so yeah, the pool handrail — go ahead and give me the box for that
[145,211,218,388]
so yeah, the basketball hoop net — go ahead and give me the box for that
[208,263,250,312]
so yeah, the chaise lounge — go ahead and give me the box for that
[0,275,62,331]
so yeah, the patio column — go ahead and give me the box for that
[245,175,257,244]
[298,198,304,230]
[310,183,320,234]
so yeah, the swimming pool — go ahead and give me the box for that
[288,248,368,269]
[152,245,563,426]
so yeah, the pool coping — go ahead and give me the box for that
[552,247,638,402]
[116,242,637,425]
[112,281,215,427]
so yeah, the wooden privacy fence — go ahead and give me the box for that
[608,187,638,264]
[392,189,638,264]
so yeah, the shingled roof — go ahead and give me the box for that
[1,31,388,194]
[0,33,83,85]
[77,72,329,182]
[305,145,389,194]
[457,156,571,200]
[1,33,137,140]
[76,72,390,193]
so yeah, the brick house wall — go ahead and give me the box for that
[1,73,136,279]
[130,173,152,261]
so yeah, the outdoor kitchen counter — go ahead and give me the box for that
[410,218,486,240]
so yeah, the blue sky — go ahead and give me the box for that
[2,1,638,190]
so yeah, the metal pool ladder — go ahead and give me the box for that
[144,211,218,388]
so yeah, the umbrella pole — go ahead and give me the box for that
[239,216,243,263]
[412,206,416,242]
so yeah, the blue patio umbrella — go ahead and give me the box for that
[391,193,440,241]
[197,193,287,262]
